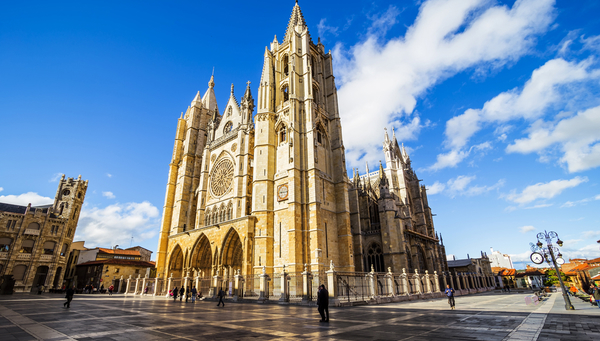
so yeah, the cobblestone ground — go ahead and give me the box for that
[0,291,598,340]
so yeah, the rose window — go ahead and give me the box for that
[210,159,234,197]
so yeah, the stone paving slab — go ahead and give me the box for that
[0,292,598,340]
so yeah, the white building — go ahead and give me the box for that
[489,247,514,269]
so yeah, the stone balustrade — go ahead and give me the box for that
[23,229,40,236]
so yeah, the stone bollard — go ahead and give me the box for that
[141,274,148,295]
[279,265,289,303]
[368,265,378,298]
[125,275,132,295]
[302,264,311,302]
[326,261,339,306]
[258,266,269,303]
[153,274,160,296]
[234,270,242,301]
[134,274,141,294]
[413,269,422,294]
[384,267,395,297]
[210,270,221,298]
[118,275,124,293]
[434,271,440,292]
[183,270,191,293]
[401,268,409,295]
[424,270,432,293]
[166,273,173,297]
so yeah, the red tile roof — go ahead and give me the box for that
[77,259,155,267]
[98,248,141,256]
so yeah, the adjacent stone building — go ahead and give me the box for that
[0,175,87,292]
[155,3,448,284]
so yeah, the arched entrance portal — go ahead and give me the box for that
[168,245,184,278]
[221,229,243,277]
[190,235,212,278]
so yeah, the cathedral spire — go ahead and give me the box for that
[191,91,202,108]
[283,1,310,43]
[384,128,390,143]
[202,75,219,113]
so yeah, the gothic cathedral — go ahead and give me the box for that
[155,3,447,281]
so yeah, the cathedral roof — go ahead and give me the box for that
[283,2,312,43]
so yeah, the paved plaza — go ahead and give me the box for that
[0,291,598,340]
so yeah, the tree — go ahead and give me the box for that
[544,269,567,286]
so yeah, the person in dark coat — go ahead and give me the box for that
[179,286,184,301]
[64,286,75,308]
[317,284,329,322]
[172,286,178,301]
[217,288,226,307]
[185,286,190,303]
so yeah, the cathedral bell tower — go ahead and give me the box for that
[253,2,354,273]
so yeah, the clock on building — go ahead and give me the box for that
[277,184,289,201]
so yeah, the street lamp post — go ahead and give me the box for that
[530,230,574,310]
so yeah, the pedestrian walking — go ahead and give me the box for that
[317,284,329,322]
[445,284,456,310]
[172,286,178,301]
[185,286,190,302]
[100,284,104,293]
[144,286,149,295]
[64,286,75,308]
[191,287,197,303]
[37,284,43,295]
[179,286,184,301]
[217,288,226,307]
[108,285,114,295]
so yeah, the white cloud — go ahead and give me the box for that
[106,173,112,178]
[334,0,556,168]
[582,230,600,239]
[561,194,600,208]
[75,201,159,248]
[0,192,54,206]
[434,57,599,170]
[0,187,3,192]
[430,175,504,197]
[427,181,445,195]
[317,18,338,40]
[505,176,588,204]
[507,105,600,172]
[519,225,535,233]
[102,191,116,199]
[49,173,63,182]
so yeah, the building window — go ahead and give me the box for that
[60,244,68,257]
[282,85,289,102]
[283,55,289,76]
[365,243,384,273]
[0,237,12,252]
[20,239,34,253]
[280,128,286,143]
[224,121,233,134]
[43,241,56,255]
[317,131,322,144]
[135,269,140,274]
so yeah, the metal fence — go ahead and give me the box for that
[310,271,326,301]
[337,272,369,302]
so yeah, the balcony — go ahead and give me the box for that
[0,252,7,260]
[39,254,53,262]
[24,229,40,236]
[16,253,31,260]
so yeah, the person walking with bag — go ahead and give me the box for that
[172,286,178,301]
[317,284,329,322]
[179,286,184,301]
[445,284,456,310]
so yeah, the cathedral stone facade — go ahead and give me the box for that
[156,3,447,282]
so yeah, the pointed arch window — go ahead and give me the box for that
[311,56,316,78]
[317,130,322,144]
[283,55,289,76]
[282,85,289,102]
[280,127,287,143]
[365,242,385,273]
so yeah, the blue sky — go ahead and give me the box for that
[1,0,599,268]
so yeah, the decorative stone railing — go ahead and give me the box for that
[0,252,8,260]
[39,254,53,262]
[24,229,41,236]
[16,253,31,260]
